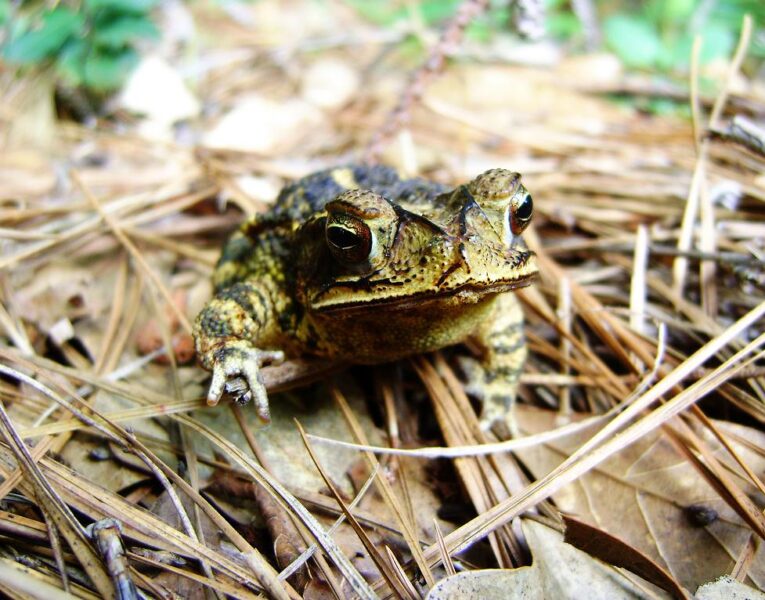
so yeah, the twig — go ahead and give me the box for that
[510,0,546,40]
[570,0,600,49]
[364,0,490,163]
[278,464,380,582]
[708,115,765,158]
[72,171,193,334]
[88,519,139,600]
[306,412,606,459]
[673,16,753,296]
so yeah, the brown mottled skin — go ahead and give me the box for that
[194,165,537,431]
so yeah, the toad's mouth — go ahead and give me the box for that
[309,270,537,315]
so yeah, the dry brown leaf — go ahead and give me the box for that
[563,515,688,599]
[203,95,326,155]
[514,406,765,591]
[0,400,115,597]
[0,149,56,199]
[193,383,383,495]
[696,575,765,599]
[426,519,654,600]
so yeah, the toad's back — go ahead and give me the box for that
[270,165,449,222]
[210,165,450,293]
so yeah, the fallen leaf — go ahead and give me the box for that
[301,58,360,110]
[563,514,688,599]
[203,95,324,154]
[514,406,765,591]
[192,382,381,496]
[426,519,651,599]
[118,55,201,136]
[696,575,765,599]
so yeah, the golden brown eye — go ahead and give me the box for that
[509,191,533,235]
[325,215,373,264]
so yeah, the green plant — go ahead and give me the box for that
[343,0,512,43]
[1,0,159,93]
[343,0,763,69]
[602,0,763,72]
[545,0,583,39]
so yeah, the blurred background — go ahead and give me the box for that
[1,0,763,159]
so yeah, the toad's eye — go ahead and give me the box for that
[326,215,373,264]
[509,191,533,235]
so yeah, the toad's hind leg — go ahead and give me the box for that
[468,292,526,437]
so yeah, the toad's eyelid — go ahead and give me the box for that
[328,203,383,219]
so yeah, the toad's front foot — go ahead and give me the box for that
[206,340,284,422]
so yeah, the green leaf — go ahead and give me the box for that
[83,47,139,91]
[418,0,460,24]
[665,33,693,70]
[343,0,404,25]
[56,38,89,87]
[84,0,158,14]
[645,0,695,25]
[546,12,582,39]
[642,0,663,26]
[670,21,735,70]
[3,7,85,64]
[603,15,662,69]
[91,14,159,48]
[0,0,9,25]
[645,97,691,118]
[710,1,765,28]
[697,21,735,63]
[646,97,684,116]
[397,35,426,61]
[465,19,492,43]
[663,0,696,22]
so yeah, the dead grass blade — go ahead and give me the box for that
[172,413,375,599]
[296,420,407,599]
[72,171,193,334]
[690,408,765,497]
[0,358,296,599]
[0,396,114,597]
[127,552,262,600]
[422,309,765,566]
[563,300,765,465]
[331,384,438,588]
[673,16,753,295]
[2,3,764,595]
[384,546,421,600]
[433,520,455,578]
[413,356,518,567]
[305,412,606,458]
[279,463,381,583]
[0,556,98,600]
[0,443,280,597]
[665,420,765,538]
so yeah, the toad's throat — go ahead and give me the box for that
[309,272,537,315]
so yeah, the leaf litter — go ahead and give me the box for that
[0,1,764,598]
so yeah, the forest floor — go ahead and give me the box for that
[1,2,764,598]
